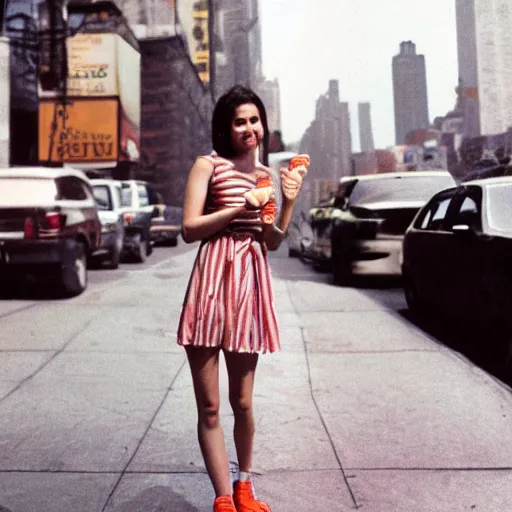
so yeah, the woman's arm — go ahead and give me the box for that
[264,197,296,251]
[181,157,245,243]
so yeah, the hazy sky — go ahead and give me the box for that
[260,0,459,151]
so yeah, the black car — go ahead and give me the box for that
[329,171,456,284]
[119,180,158,263]
[402,176,512,333]
[0,167,101,296]
[150,204,182,247]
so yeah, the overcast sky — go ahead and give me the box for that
[260,0,459,151]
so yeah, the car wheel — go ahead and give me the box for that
[104,238,122,270]
[132,233,147,263]
[403,272,427,319]
[0,278,16,299]
[60,241,87,297]
[145,236,153,256]
[165,237,178,247]
[332,258,352,286]
[332,241,352,286]
[288,247,299,258]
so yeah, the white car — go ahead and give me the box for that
[0,167,101,297]
[90,179,125,269]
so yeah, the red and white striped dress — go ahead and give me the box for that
[177,155,280,354]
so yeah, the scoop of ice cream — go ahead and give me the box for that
[289,154,311,178]
[244,186,274,208]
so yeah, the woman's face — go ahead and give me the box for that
[230,103,264,155]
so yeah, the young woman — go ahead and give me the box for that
[178,85,303,512]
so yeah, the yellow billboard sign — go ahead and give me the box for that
[192,7,209,84]
[39,99,119,163]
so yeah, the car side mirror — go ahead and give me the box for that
[333,197,348,210]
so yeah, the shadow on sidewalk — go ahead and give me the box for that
[107,485,200,512]
[399,308,512,388]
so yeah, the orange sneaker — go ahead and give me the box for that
[233,480,272,512]
[213,495,237,512]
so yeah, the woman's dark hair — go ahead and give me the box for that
[212,84,270,165]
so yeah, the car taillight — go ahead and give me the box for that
[24,217,35,238]
[123,212,132,224]
[46,212,62,230]
[38,211,65,238]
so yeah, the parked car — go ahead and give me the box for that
[301,197,336,265]
[119,180,158,263]
[150,204,182,247]
[402,176,512,333]
[0,167,101,297]
[329,171,457,284]
[90,179,124,269]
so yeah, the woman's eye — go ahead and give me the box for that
[250,117,259,124]
[234,120,245,127]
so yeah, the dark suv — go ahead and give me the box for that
[119,180,159,263]
[0,167,101,297]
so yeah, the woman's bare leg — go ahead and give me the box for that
[186,346,232,497]
[223,350,259,473]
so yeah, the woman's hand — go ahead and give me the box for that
[280,167,303,202]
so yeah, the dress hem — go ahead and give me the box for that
[178,340,280,355]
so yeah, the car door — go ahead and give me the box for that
[442,186,484,321]
[408,189,458,312]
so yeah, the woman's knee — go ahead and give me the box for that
[198,400,221,429]
[230,395,253,417]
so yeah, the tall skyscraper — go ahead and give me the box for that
[456,0,512,137]
[392,41,429,145]
[358,102,375,152]
[209,0,263,98]
[257,77,281,133]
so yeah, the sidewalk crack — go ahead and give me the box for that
[286,280,361,509]
[100,357,187,512]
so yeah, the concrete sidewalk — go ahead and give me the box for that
[0,245,512,511]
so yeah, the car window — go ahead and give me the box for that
[92,185,112,211]
[348,175,455,206]
[450,193,482,231]
[0,178,58,206]
[487,183,512,233]
[121,184,133,207]
[416,195,453,231]
[334,179,357,208]
[137,184,149,207]
[57,177,87,200]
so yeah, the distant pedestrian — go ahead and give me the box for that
[177,84,304,512]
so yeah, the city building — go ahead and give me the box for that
[257,77,281,133]
[392,41,429,145]
[456,0,512,137]
[358,102,375,152]
[299,79,352,210]
[212,0,260,97]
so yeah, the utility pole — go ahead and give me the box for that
[208,0,216,100]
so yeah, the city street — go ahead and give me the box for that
[1,241,512,512]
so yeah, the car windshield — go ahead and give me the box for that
[0,178,58,206]
[92,185,112,211]
[120,184,133,207]
[486,183,512,233]
[349,175,455,206]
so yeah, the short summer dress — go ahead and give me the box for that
[177,155,280,354]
